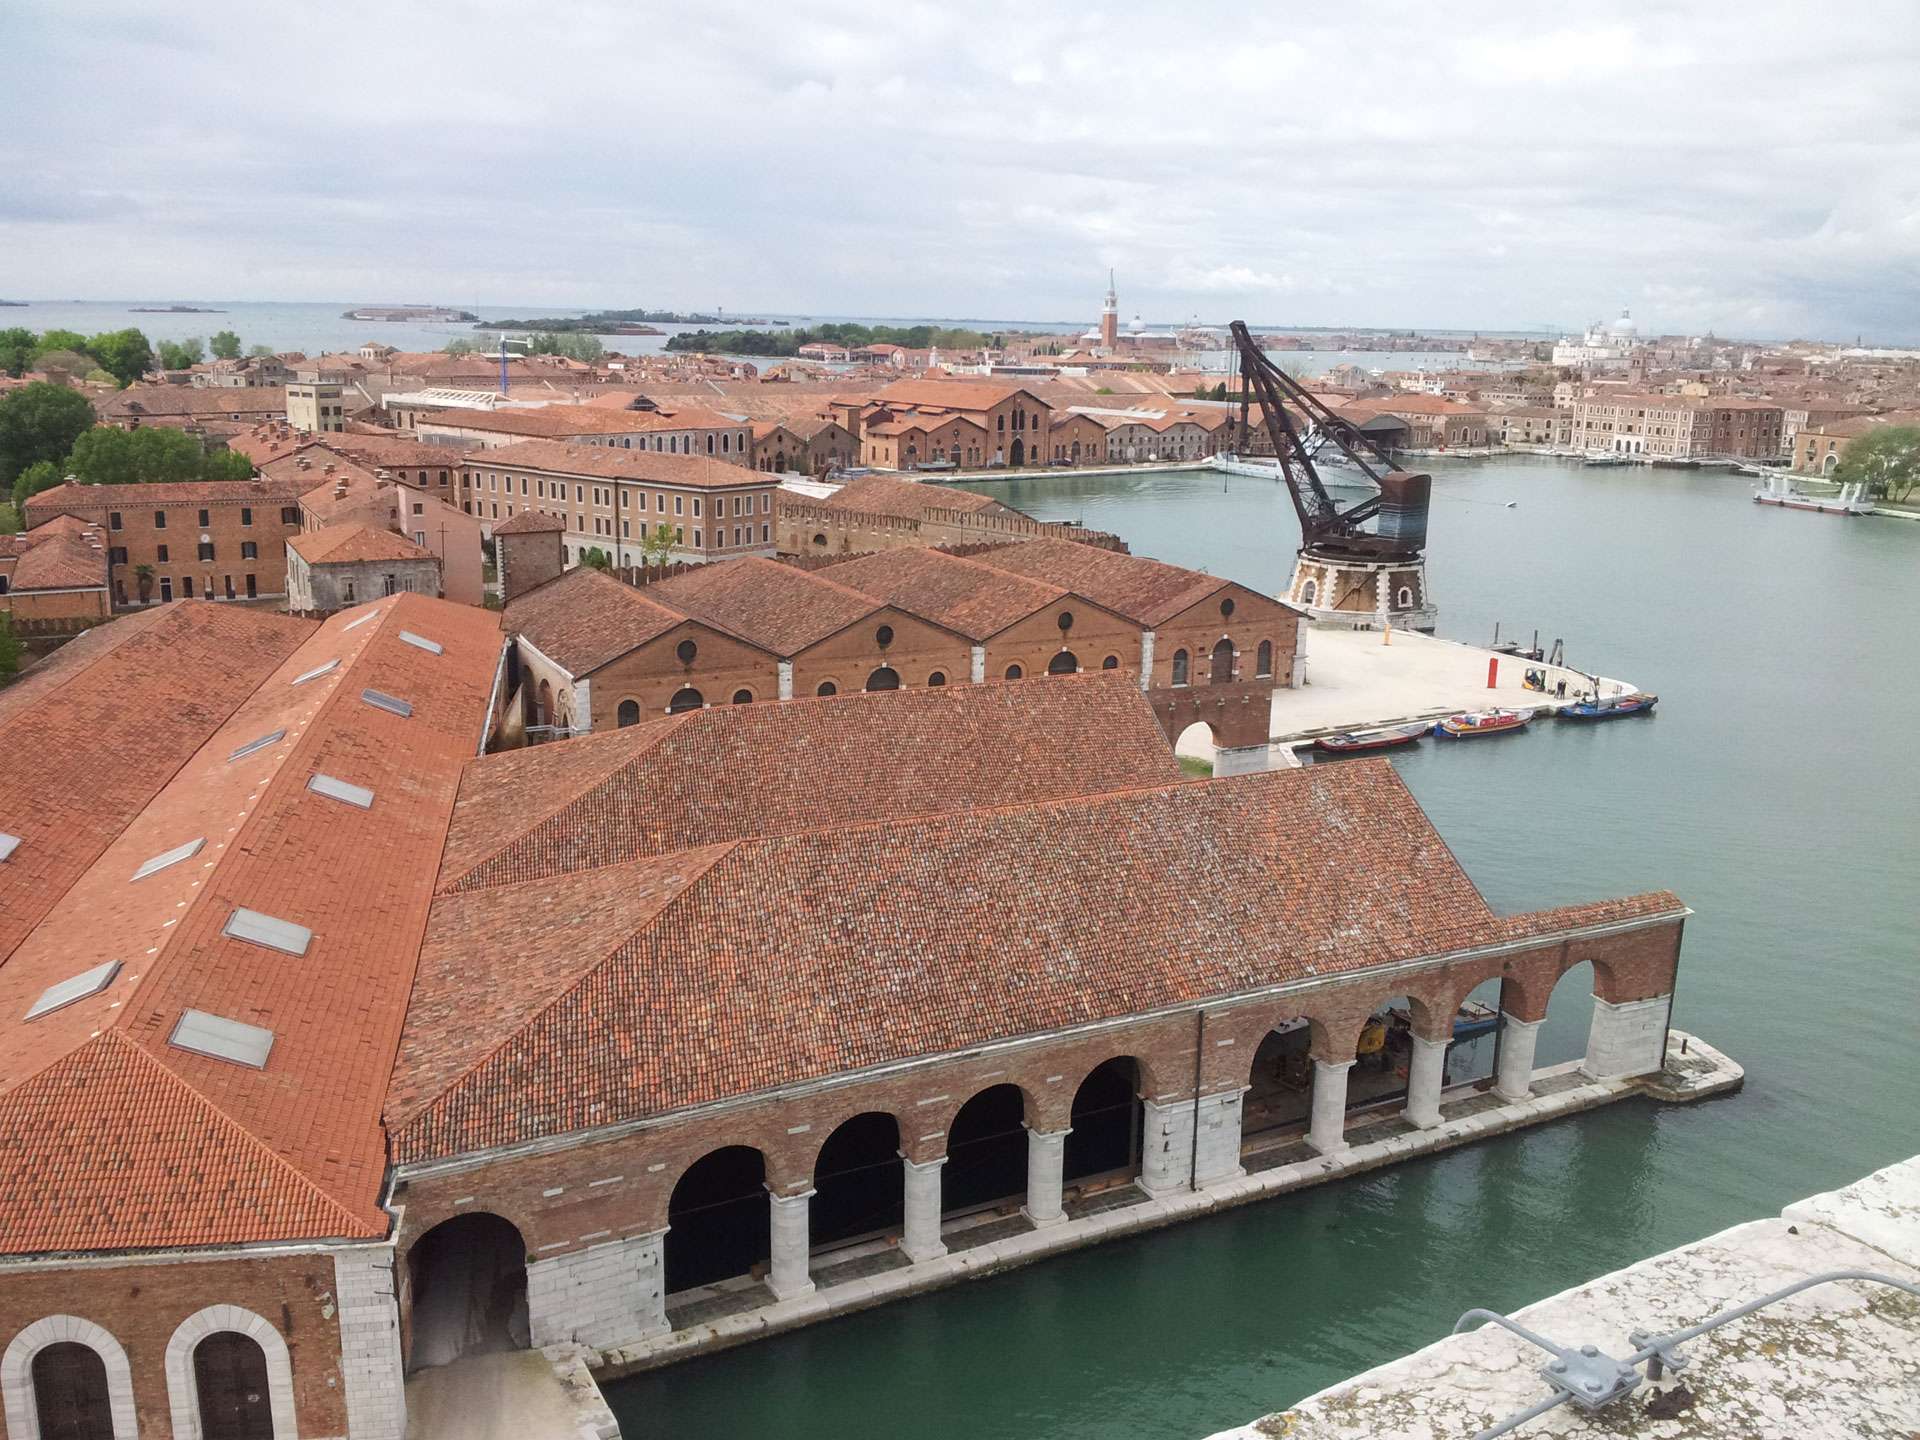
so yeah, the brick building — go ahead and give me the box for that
[777,473,1106,556]
[857,379,1054,469]
[0,515,111,630]
[748,416,858,475]
[96,385,292,431]
[414,400,753,464]
[22,478,306,607]
[1568,395,1784,459]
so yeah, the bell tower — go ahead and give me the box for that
[1100,270,1119,350]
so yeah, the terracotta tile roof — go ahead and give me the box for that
[504,565,712,674]
[875,378,1044,411]
[287,521,433,565]
[435,671,1185,894]
[423,404,744,440]
[823,546,1069,639]
[468,439,765,489]
[1498,894,1687,939]
[0,595,503,1252]
[823,474,1009,521]
[970,537,1228,626]
[98,386,289,419]
[641,556,884,656]
[389,763,1539,1162]
[0,604,315,969]
[8,516,108,592]
[23,477,303,518]
[492,507,568,534]
[317,435,470,471]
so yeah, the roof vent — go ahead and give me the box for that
[342,610,379,632]
[132,837,205,881]
[0,833,19,864]
[228,729,287,762]
[308,773,374,809]
[293,658,340,685]
[170,1008,275,1069]
[362,688,412,717]
[399,630,443,655]
[25,959,122,1020]
[222,906,312,956]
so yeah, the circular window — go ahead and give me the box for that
[675,639,698,665]
[1057,610,1074,632]
[875,624,894,648]
[1220,597,1236,618]
[813,532,828,547]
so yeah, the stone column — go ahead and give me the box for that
[1290,618,1308,689]
[1138,1098,1196,1197]
[766,1190,815,1301]
[1022,1126,1070,1226]
[1494,1014,1543,1101]
[1214,745,1272,776]
[969,645,986,684]
[1403,1034,1448,1129]
[777,660,794,700]
[1308,1060,1353,1155]
[572,677,593,735]
[1193,1088,1248,1187]
[1583,994,1672,1080]
[526,1230,669,1348]
[1138,631,1155,691]
[331,1247,407,1440]
[900,1156,947,1263]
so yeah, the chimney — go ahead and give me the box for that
[334,480,349,500]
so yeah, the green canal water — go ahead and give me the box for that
[608,457,1919,1439]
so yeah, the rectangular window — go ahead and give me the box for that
[240,541,257,559]
[674,495,683,515]
[157,544,169,562]
[109,546,127,565]
[240,507,253,526]
[109,511,123,530]
[182,577,195,598]
[197,541,214,561]
[412,501,423,515]
[693,529,702,547]
[154,510,167,529]
[281,506,300,524]
[198,509,210,526]
[575,485,584,502]
[761,522,769,542]
[693,498,702,517]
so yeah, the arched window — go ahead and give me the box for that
[1210,638,1234,684]
[812,532,829,547]
[1047,650,1078,675]
[32,1342,113,1440]
[1300,579,1318,607]
[616,699,640,727]
[1102,654,1119,669]
[535,679,554,728]
[192,1332,273,1440]
[4,1319,136,1440]
[816,681,838,696]
[1171,649,1189,686]
[1004,663,1023,680]
[927,671,946,687]
[1256,640,1273,678]
[865,666,900,692]
[1396,585,1414,609]
[731,689,754,705]
[668,687,704,713]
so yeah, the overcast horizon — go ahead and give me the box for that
[5,1,1918,344]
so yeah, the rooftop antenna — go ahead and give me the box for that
[498,332,510,395]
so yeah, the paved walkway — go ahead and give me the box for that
[406,1350,599,1440]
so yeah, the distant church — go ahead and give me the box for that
[1077,273,1175,355]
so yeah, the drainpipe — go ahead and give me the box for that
[1188,1009,1204,1191]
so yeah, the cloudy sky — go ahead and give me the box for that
[5,1,1918,340]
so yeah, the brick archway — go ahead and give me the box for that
[164,1305,298,1440]
[2,1316,139,1440]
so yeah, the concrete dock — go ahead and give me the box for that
[1206,1152,1920,1439]
[405,1347,617,1440]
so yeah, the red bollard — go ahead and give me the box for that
[1487,656,1499,689]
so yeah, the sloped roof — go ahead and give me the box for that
[504,565,713,675]
[822,474,1010,521]
[468,439,764,489]
[824,546,1068,639]
[8,515,108,591]
[493,507,567,534]
[972,536,1230,626]
[287,521,433,565]
[641,556,881,656]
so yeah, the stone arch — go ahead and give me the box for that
[1173,719,1217,771]
[1299,578,1318,607]
[616,698,641,727]
[731,688,755,704]
[164,1305,297,1440]
[815,679,839,696]
[1256,639,1273,678]
[404,1211,529,1370]
[1209,638,1234,684]
[942,1082,1032,1215]
[1538,958,1599,1068]
[1396,585,1414,610]
[865,666,900,692]
[667,686,704,713]
[1170,648,1190,686]
[1063,1054,1146,1185]
[535,678,554,728]
[809,1110,904,1250]
[665,1145,769,1294]
[1004,663,1024,680]
[1821,451,1840,474]
[1047,650,1079,675]
[3,1316,138,1440]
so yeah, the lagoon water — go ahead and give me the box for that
[608,456,1920,1438]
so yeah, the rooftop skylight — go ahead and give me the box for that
[308,774,374,809]
[24,959,121,1020]
[0,833,19,864]
[399,630,443,655]
[222,906,312,956]
[132,837,205,881]
[292,658,341,685]
[342,610,379,632]
[227,729,286,763]
[362,688,412,718]
[170,1008,275,1069]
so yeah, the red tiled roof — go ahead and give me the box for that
[641,556,883,656]
[467,439,765,489]
[504,565,717,674]
[287,521,433,564]
[8,516,108,592]
[971,537,1231,626]
[98,386,289,419]
[422,403,744,440]
[23,478,303,519]
[823,474,1009,521]
[492,508,567,534]
[875,378,1044,411]
[823,546,1069,639]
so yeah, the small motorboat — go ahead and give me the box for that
[1315,722,1428,755]
[1560,691,1658,721]
[1433,708,1533,738]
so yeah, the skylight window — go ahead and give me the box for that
[0,833,19,863]
[293,658,340,685]
[342,610,379,632]
[25,959,121,1020]
[228,729,286,762]
[170,1008,274,1069]
[308,774,374,809]
[222,906,312,956]
[362,688,412,718]
[132,837,205,881]
[399,630,443,655]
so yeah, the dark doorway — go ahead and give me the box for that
[1064,1057,1142,1184]
[811,1112,903,1250]
[1244,1023,1313,1138]
[1210,638,1234,684]
[31,1342,112,1440]
[864,666,900,692]
[193,1331,273,1440]
[667,687,704,713]
[943,1084,1027,1214]
[1047,650,1078,675]
[666,1146,769,1293]
[1010,438,1026,466]
[405,1212,529,1370]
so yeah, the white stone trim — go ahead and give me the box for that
[164,1304,298,1440]
[333,1249,407,1440]
[2,1315,138,1440]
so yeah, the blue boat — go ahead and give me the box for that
[1560,692,1657,721]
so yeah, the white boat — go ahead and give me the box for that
[1753,475,1873,516]
[1206,453,1288,479]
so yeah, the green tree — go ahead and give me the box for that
[65,426,249,487]
[132,563,156,605]
[32,329,89,361]
[443,338,478,356]
[0,614,20,681]
[525,332,603,362]
[30,349,93,380]
[0,382,94,487]
[640,522,677,564]
[0,328,35,377]
[156,336,206,370]
[247,344,276,359]
[83,329,154,387]
[11,459,64,516]
[579,546,613,571]
[0,500,20,534]
[1834,425,1920,503]
[209,329,243,360]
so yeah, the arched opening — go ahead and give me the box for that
[1210,638,1234,684]
[667,686,704,713]
[1101,654,1119,670]
[192,1332,274,1440]
[536,679,554,728]
[1821,452,1840,474]
[666,1146,770,1295]
[405,1212,529,1370]
[1256,639,1274,678]
[811,1112,903,1252]
[1170,649,1189,686]
[1004,663,1023,680]
[927,671,946,686]
[1396,585,1414,610]
[865,666,900,692]
[816,680,838,696]
[1047,650,1078,675]
[1538,960,1598,1069]
[943,1084,1028,1217]
[731,688,754,704]
[1010,438,1025,466]
[1448,977,1505,1087]
[31,1342,112,1440]
[1173,719,1216,775]
[1300,578,1318,607]
[617,698,640,727]
[1064,1057,1142,1188]
[1244,1019,1314,1140]
[812,532,829,547]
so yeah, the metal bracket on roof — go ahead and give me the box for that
[1455,1270,1920,1439]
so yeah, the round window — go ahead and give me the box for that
[1057,610,1074,632]
[875,624,894,648]
[1220,597,1236,618]
[676,639,698,665]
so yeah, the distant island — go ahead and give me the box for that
[478,307,765,333]
[345,305,480,322]
[130,304,225,313]
[666,321,995,357]
[0,300,25,307]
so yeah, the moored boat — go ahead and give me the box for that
[1314,722,1428,755]
[1753,475,1873,515]
[1433,708,1533,738]
[1560,691,1657,721]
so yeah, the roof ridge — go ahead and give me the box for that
[392,841,740,1134]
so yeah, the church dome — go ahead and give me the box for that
[1129,313,1147,334]
[1606,309,1638,338]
